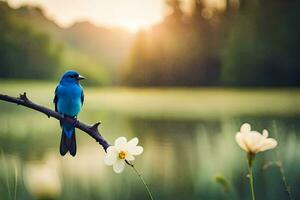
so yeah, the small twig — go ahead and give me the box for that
[19,92,29,102]
[0,93,110,151]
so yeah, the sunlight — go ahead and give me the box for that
[7,0,164,31]
[121,21,143,33]
[118,19,158,33]
[204,0,226,10]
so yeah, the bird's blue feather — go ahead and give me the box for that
[54,70,84,141]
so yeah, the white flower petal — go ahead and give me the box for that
[126,154,135,161]
[104,146,118,166]
[241,131,255,152]
[235,132,249,152]
[113,159,126,173]
[107,146,118,154]
[257,138,278,152]
[262,129,269,138]
[128,146,143,156]
[241,123,251,133]
[115,137,127,149]
[247,131,263,153]
[127,137,139,148]
[104,154,117,166]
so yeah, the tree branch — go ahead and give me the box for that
[0,92,110,151]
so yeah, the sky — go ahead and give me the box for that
[7,0,166,32]
[7,0,225,32]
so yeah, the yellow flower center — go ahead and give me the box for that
[118,150,127,159]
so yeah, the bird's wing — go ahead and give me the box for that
[54,85,59,112]
[81,89,84,106]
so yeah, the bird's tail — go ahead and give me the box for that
[60,124,76,156]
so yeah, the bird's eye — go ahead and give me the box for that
[69,75,75,78]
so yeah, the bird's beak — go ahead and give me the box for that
[77,75,85,80]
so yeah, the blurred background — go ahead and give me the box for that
[0,0,299,199]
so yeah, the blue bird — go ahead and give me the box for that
[54,70,85,156]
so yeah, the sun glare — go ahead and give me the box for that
[7,0,164,32]
[122,22,142,33]
[118,20,158,33]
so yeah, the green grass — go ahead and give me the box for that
[1,80,300,120]
[88,87,300,119]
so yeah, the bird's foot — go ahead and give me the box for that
[60,114,67,123]
[60,114,78,126]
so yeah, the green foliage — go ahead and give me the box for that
[222,0,300,86]
[214,174,229,192]
[0,2,62,79]
[60,22,134,85]
[60,46,110,85]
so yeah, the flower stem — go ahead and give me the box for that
[247,153,255,200]
[130,164,154,200]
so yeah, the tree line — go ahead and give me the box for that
[0,2,62,80]
[122,0,300,86]
[0,0,299,86]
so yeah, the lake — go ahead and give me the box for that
[0,81,299,200]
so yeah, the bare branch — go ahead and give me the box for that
[0,93,110,151]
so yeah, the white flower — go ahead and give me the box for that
[104,137,143,173]
[24,163,61,199]
[235,123,278,154]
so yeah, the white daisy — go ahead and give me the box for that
[104,137,143,173]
